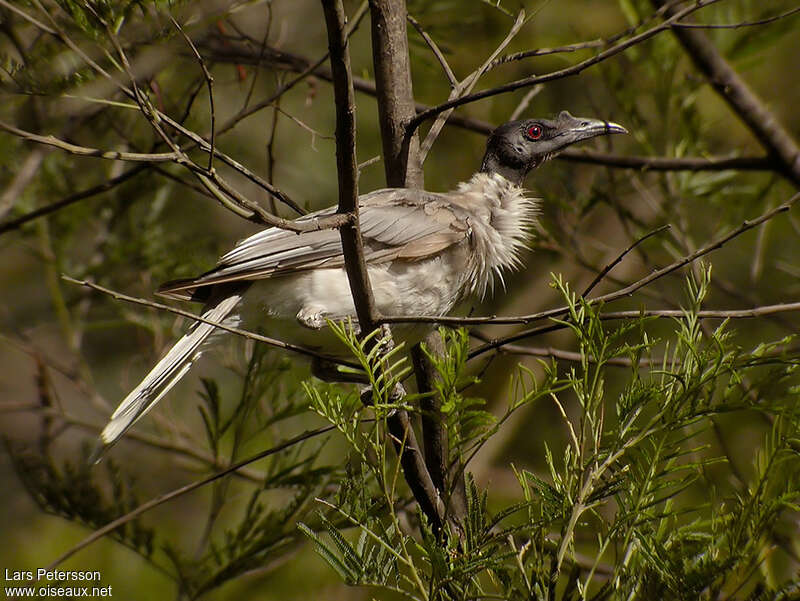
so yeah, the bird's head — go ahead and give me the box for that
[480,111,627,185]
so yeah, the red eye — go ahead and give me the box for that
[527,124,542,140]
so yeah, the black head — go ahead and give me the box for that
[480,111,627,185]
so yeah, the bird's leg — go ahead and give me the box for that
[310,324,405,404]
[296,307,330,330]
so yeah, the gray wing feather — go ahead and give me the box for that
[159,189,469,297]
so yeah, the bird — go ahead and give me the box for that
[98,110,627,452]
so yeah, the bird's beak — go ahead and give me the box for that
[554,111,628,150]
[574,119,628,138]
[565,117,627,142]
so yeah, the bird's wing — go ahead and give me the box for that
[158,188,471,300]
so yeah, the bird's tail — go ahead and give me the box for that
[97,292,243,455]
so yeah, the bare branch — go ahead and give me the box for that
[472,339,653,368]
[367,0,450,531]
[322,0,377,331]
[596,304,800,322]
[15,0,308,217]
[418,10,526,163]
[581,225,671,298]
[509,85,543,121]
[468,198,800,358]
[211,0,369,144]
[0,121,179,162]
[558,150,776,172]
[672,6,800,29]
[8,405,265,482]
[0,119,356,233]
[469,301,800,367]
[170,15,216,172]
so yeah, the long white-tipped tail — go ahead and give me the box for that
[98,293,243,451]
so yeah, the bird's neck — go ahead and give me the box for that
[480,150,540,186]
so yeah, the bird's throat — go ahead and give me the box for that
[479,150,539,186]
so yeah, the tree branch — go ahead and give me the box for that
[322,0,377,331]
[0,118,356,233]
[9,1,308,218]
[407,14,457,88]
[467,194,800,358]
[0,121,178,162]
[0,165,147,237]
[368,0,453,531]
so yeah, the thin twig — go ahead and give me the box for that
[469,198,800,359]
[594,304,800,321]
[0,165,147,236]
[581,225,671,298]
[672,6,800,29]
[170,16,216,172]
[9,405,265,482]
[407,14,457,88]
[0,117,355,233]
[509,85,543,121]
[490,0,680,67]
[418,10,526,163]
[16,0,307,218]
[203,42,779,173]
[0,121,178,162]
[558,150,776,172]
[475,340,658,367]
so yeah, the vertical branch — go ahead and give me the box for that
[411,340,448,492]
[322,0,444,533]
[368,0,423,188]
[321,0,377,329]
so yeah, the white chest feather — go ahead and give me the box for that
[451,172,539,297]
